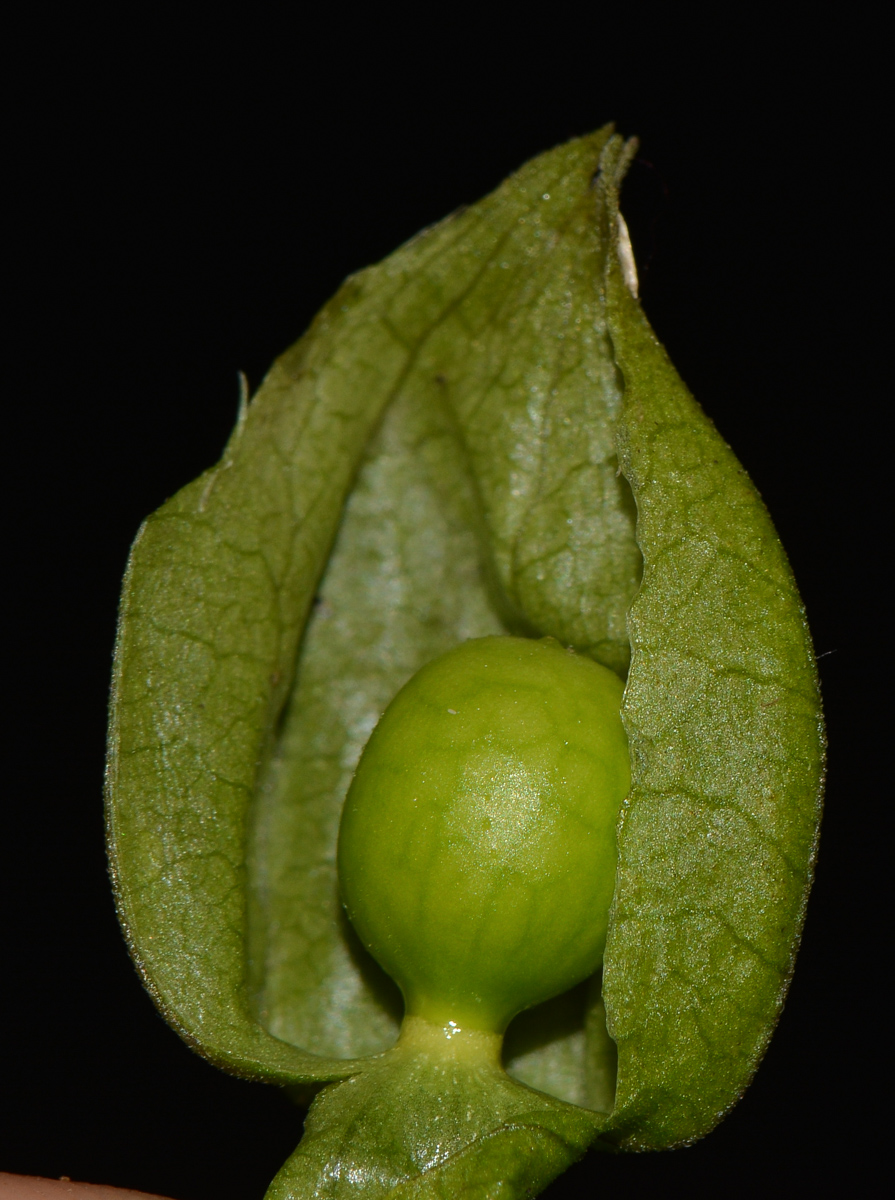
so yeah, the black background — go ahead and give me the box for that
[4,8,886,1199]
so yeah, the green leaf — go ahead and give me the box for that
[245,126,640,1094]
[107,124,635,1088]
[107,125,824,1194]
[595,143,825,1148]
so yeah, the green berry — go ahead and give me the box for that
[337,636,630,1035]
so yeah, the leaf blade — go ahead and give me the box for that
[241,127,634,1075]
[106,253,450,1080]
[106,127,633,1085]
[597,151,825,1147]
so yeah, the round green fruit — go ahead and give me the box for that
[337,635,630,1035]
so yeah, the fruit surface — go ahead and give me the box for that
[338,635,630,1033]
